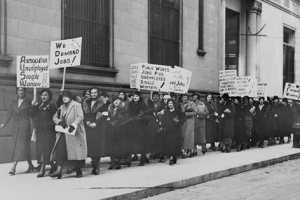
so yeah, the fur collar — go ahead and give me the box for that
[83,96,105,114]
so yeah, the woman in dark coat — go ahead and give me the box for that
[232,97,245,152]
[266,96,280,146]
[278,98,293,144]
[1,87,37,175]
[204,94,218,151]
[126,91,148,166]
[144,92,165,161]
[82,87,107,175]
[242,96,255,149]
[253,97,268,148]
[218,93,235,153]
[162,99,185,165]
[105,96,128,169]
[31,89,57,177]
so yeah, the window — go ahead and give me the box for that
[225,9,240,73]
[63,0,110,68]
[283,27,295,89]
[197,0,206,56]
[149,0,180,67]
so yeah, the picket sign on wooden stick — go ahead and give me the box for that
[33,87,37,101]
[150,90,153,100]
[61,67,67,90]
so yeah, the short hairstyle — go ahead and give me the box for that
[39,89,53,100]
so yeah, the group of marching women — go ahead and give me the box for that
[1,87,300,179]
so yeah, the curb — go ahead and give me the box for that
[102,152,300,200]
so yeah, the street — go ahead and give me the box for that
[145,158,300,200]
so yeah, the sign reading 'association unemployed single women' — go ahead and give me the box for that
[50,37,82,69]
[16,55,50,88]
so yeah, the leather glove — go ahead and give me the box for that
[58,121,67,129]
[68,125,75,133]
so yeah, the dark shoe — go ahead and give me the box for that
[261,145,264,148]
[159,158,166,163]
[202,149,207,155]
[37,173,45,178]
[221,148,225,153]
[138,162,144,166]
[25,166,36,173]
[115,164,121,170]
[131,155,138,161]
[66,167,75,174]
[9,169,15,175]
[75,168,82,178]
[49,165,57,175]
[225,148,231,153]
[108,165,115,170]
[173,156,177,164]
[145,157,150,164]
[50,171,62,179]
[94,168,100,175]
[169,160,174,166]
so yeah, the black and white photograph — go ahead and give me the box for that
[0,0,300,199]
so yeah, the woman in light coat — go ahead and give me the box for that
[192,92,208,155]
[179,93,196,158]
[50,91,87,179]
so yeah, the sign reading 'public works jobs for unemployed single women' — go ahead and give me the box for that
[17,55,49,88]
[50,37,82,69]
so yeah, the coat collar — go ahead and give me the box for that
[83,96,105,114]
[13,97,31,113]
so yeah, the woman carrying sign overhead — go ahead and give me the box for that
[50,91,87,179]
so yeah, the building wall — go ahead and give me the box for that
[259,0,300,96]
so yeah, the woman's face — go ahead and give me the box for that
[17,87,26,98]
[133,94,140,102]
[182,96,188,103]
[75,95,82,103]
[192,95,198,101]
[168,101,174,109]
[152,94,160,102]
[233,99,238,104]
[259,98,264,104]
[40,91,50,102]
[119,92,125,100]
[206,95,212,102]
[90,89,98,99]
[62,96,71,104]
[85,91,91,98]
[128,96,134,102]
[113,99,121,107]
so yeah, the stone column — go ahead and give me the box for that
[219,0,226,71]
[246,0,261,78]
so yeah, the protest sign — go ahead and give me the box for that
[236,76,250,97]
[249,77,257,97]
[136,63,171,92]
[257,83,268,99]
[16,55,49,88]
[283,82,300,100]
[50,37,82,69]
[219,70,237,96]
[168,66,192,94]
[130,63,141,89]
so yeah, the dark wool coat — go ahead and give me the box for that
[278,104,293,137]
[144,101,165,153]
[204,101,219,143]
[52,100,87,161]
[219,101,235,139]
[82,97,108,157]
[105,103,128,158]
[266,104,280,138]
[162,108,185,155]
[126,100,148,154]
[30,101,57,164]
[3,97,32,161]
[233,103,246,144]
[253,103,268,140]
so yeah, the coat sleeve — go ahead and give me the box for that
[71,104,84,127]
[53,107,62,125]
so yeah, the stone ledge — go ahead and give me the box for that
[59,65,119,77]
[0,55,13,68]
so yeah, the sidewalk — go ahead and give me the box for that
[0,143,300,200]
